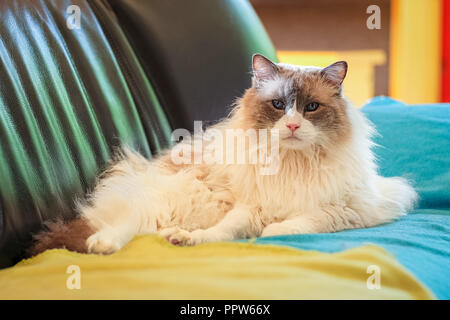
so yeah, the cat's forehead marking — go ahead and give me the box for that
[278,63,321,74]
[256,63,323,100]
[258,75,294,100]
[285,102,296,117]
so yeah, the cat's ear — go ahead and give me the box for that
[321,61,348,87]
[252,54,279,83]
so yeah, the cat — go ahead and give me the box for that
[30,54,417,256]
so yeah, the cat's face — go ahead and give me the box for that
[241,54,351,151]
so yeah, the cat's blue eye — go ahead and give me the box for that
[272,99,285,110]
[305,102,319,112]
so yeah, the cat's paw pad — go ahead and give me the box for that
[86,229,122,254]
[159,227,196,246]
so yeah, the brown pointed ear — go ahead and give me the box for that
[252,54,279,82]
[321,61,347,86]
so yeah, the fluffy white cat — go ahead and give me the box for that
[30,54,417,255]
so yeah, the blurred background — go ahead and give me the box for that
[250,0,448,106]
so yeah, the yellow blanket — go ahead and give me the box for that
[0,235,433,299]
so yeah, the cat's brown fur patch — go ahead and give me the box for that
[234,88,285,130]
[237,65,352,149]
[28,218,94,257]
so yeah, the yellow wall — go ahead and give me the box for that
[390,0,442,104]
[278,50,386,107]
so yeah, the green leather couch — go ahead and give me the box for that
[0,0,277,268]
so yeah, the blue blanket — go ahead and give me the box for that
[251,97,450,299]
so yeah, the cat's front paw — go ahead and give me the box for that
[159,227,202,246]
[261,223,287,237]
[86,229,124,254]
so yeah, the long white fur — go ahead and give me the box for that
[80,63,418,254]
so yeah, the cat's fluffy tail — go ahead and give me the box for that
[28,218,94,257]
[376,176,418,222]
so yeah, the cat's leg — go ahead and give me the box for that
[342,177,417,229]
[82,162,161,254]
[369,176,417,223]
[83,195,149,254]
[261,215,321,237]
[161,204,263,246]
[85,220,137,254]
[261,203,366,237]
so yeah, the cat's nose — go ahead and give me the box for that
[286,123,300,133]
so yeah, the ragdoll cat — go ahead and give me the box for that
[30,54,417,256]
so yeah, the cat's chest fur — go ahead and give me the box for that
[227,156,354,223]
